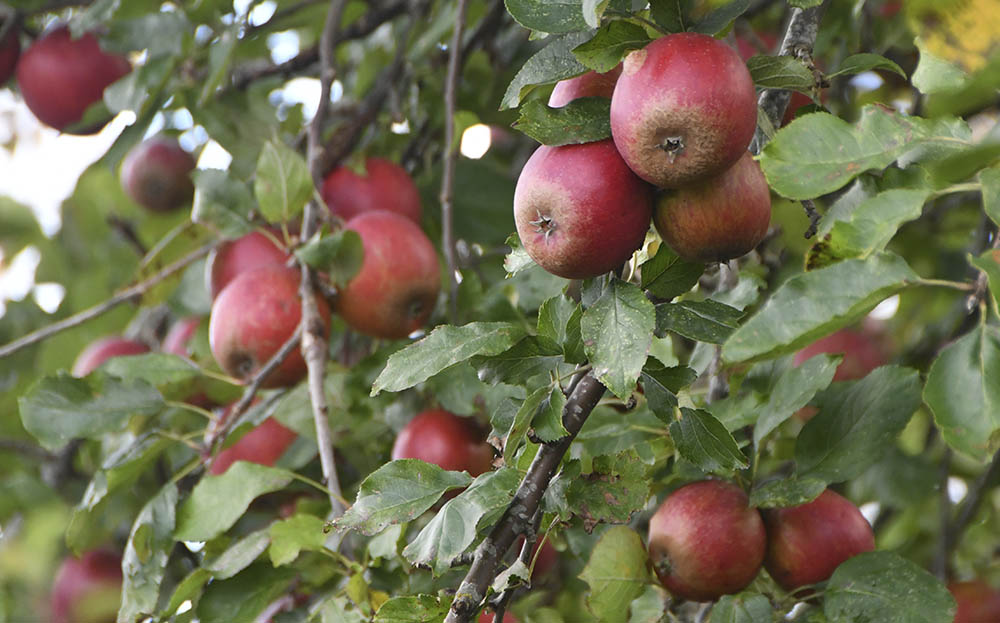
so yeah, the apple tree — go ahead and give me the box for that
[1,0,999,621]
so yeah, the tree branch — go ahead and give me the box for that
[947,447,1000,566]
[445,372,606,623]
[0,241,215,360]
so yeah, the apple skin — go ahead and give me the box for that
[793,328,886,382]
[50,549,122,623]
[0,22,19,85]
[206,230,291,299]
[210,416,298,475]
[321,157,421,224]
[548,66,622,107]
[647,480,766,602]
[72,336,150,377]
[949,580,1000,623]
[611,33,757,188]
[763,488,875,592]
[513,139,653,279]
[120,136,196,213]
[209,265,330,389]
[162,316,202,358]
[653,150,771,263]
[478,611,518,623]
[337,211,441,339]
[16,26,130,133]
[391,409,494,477]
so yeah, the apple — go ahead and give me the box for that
[949,580,1000,623]
[162,316,203,359]
[763,488,875,592]
[792,327,887,383]
[611,33,757,188]
[206,229,292,299]
[210,415,298,475]
[0,20,19,85]
[513,139,653,279]
[478,611,518,623]
[548,65,622,107]
[72,336,150,377]
[337,210,441,339]
[120,136,196,213]
[652,150,771,263]
[391,409,493,476]
[50,549,122,623]
[209,265,330,388]
[514,535,559,581]
[321,157,422,224]
[16,26,130,133]
[647,480,766,602]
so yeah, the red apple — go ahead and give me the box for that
[793,327,886,382]
[647,480,766,602]
[763,488,875,592]
[16,26,130,133]
[162,316,203,359]
[548,66,622,107]
[479,611,518,623]
[391,409,493,476]
[0,21,19,85]
[120,136,196,213]
[72,336,150,377]
[337,210,441,339]
[949,580,1000,623]
[50,549,122,623]
[209,265,330,388]
[210,416,298,475]
[321,157,421,224]
[611,32,757,188]
[513,139,653,279]
[206,229,292,299]
[652,150,771,263]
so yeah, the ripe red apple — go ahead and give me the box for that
[209,265,330,388]
[479,611,518,623]
[206,229,291,299]
[321,157,422,224]
[949,580,1000,623]
[210,415,298,475]
[72,336,150,377]
[162,316,203,358]
[652,150,771,263]
[16,26,130,133]
[0,21,19,85]
[763,488,875,592]
[647,480,766,602]
[793,327,887,382]
[336,210,440,339]
[611,32,757,188]
[120,136,196,213]
[513,139,653,279]
[391,409,493,476]
[50,549,122,623]
[548,66,622,107]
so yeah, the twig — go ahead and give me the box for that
[0,241,215,359]
[0,438,55,461]
[948,447,1000,565]
[107,215,148,257]
[801,199,821,239]
[933,448,953,580]
[445,372,606,623]
[440,0,469,323]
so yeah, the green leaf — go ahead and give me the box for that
[648,0,690,32]
[722,253,917,363]
[824,552,955,623]
[203,530,270,579]
[198,25,237,106]
[191,169,254,239]
[270,514,328,566]
[196,563,295,623]
[571,21,650,73]
[474,335,564,386]
[504,233,537,276]
[19,373,163,451]
[580,526,650,623]
[538,294,585,362]
[656,300,743,343]
[748,477,825,509]
[254,139,313,224]
[533,385,570,442]
[913,40,969,95]
[402,468,519,574]
[828,53,906,79]
[374,595,450,623]
[753,354,840,445]
[566,450,650,528]
[513,97,612,146]
[796,366,922,482]
[372,322,527,395]
[294,229,364,287]
[503,387,549,464]
[504,0,590,34]
[981,167,1000,227]
[746,55,815,91]
[640,244,704,301]
[160,569,211,618]
[581,279,656,400]
[501,31,591,110]
[709,594,775,623]
[971,249,1000,312]
[924,325,1000,460]
[670,408,748,475]
[174,463,292,541]
[692,0,749,35]
[640,360,697,423]
[787,0,822,6]
[334,460,472,536]
[119,483,177,623]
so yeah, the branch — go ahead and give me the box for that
[445,372,606,623]
[0,438,55,461]
[0,241,215,360]
[947,447,1000,562]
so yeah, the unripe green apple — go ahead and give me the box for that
[120,136,196,213]
[321,157,422,223]
[548,66,621,107]
[72,336,150,377]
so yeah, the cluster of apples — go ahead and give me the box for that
[514,32,771,279]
